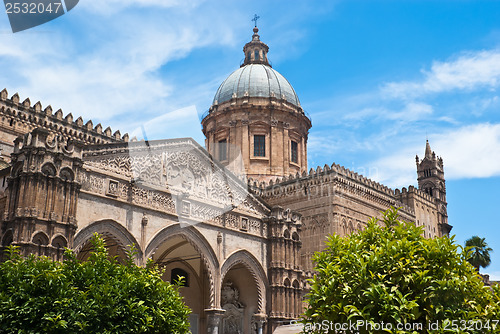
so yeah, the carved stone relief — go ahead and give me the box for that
[82,143,266,226]
[106,179,119,197]
[85,148,252,207]
[240,217,248,231]
[221,282,244,334]
[80,173,105,194]
[226,214,239,229]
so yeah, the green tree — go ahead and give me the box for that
[304,207,499,333]
[465,235,493,272]
[0,234,191,334]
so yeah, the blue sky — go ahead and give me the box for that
[1,0,500,278]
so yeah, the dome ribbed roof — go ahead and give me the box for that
[212,64,301,107]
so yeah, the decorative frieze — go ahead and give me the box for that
[131,186,176,214]
[190,202,224,226]
[80,173,106,195]
[226,213,239,229]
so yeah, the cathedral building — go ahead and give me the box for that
[0,27,451,334]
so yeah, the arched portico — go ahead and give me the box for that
[220,250,268,334]
[73,219,142,264]
[145,224,220,334]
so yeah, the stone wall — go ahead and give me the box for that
[250,162,445,277]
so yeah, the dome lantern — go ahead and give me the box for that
[242,27,270,67]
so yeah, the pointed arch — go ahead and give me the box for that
[32,231,49,245]
[283,229,290,239]
[41,163,56,177]
[145,224,219,308]
[221,249,268,314]
[1,229,13,246]
[59,167,74,182]
[73,219,142,262]
[283,277,291,287]
[51,234,68,248]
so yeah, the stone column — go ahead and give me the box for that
[282,125,289,176]
[242,119,250,174]
[205,308,225,334]
[253,313,267,334]
[301,136,306,172]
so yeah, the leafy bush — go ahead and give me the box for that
[304,207,500,333]
[0,234,190,334]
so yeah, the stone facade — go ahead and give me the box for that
[0,27,451,334]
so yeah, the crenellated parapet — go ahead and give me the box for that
[394,185,448,237]
[249,162,393,196]
[248,162,413,213]
[0,89,129,157]
[395,185,435,204]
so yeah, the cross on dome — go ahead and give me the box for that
[252,14,260,27]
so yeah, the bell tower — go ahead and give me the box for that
[416,140,451,235]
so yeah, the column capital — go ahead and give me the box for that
[205,308,226,334]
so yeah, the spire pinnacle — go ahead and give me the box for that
[425,140,432,159]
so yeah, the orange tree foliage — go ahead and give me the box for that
[0,235,190,334]
[304,207,500,333]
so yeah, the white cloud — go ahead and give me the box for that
[128,105,204,143]
[382,50,500,99]
[342,102,432,123]
[368,149,418,188]
[468,96,499,117]
[386,102,433,121]
[437,116,459,125]
[435,123,500,179]
[0,0,326,143]
[370,123,500,188]
[0,1,244,137]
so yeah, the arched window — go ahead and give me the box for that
[51,236,68,249]
[41,163,56,177]
[60,168,74,182]
[2,230,13,247]
[254,135,265,157]
[32,231,49,256]
[283,278,291,287]
[254,50,260,61]
[52,236,68,261]
[291,141,298,163]
[218,139,227,161]
[283,229,290,239]
[32,232,49,245]
[171,268,189,287]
